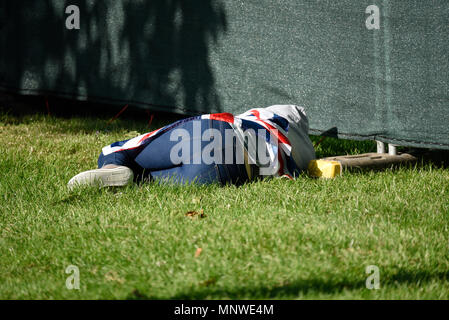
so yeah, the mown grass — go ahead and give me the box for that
[0,111,448,299]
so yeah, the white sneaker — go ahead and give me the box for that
[67,166,134,190]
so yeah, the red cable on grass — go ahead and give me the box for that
[107,104,129,125]
[146,110,155,127]
[45,97,51,116]
[314,135,327,149]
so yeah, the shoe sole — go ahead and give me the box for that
[67,166,134,190]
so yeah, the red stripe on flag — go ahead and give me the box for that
[138,129,159,143]
[250,110,290,146]
[278,151,284,176]
[209,113,234,123]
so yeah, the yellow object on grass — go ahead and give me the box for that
[308,159,342,178]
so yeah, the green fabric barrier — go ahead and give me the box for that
[1,1,448,149]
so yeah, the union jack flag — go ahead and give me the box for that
[102,107,300,178]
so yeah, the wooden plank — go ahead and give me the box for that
[321,152,417,170]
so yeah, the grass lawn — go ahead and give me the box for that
[1,109,448,299]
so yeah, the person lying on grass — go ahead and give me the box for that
[68,104,316,188]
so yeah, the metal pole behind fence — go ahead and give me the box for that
[377,141,385,154]
[388,144,397,156]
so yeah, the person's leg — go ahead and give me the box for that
[133,118,219,184]
[68,117,251,188]
[67,164,134,189]
[68,148,137,190]
[213,120,250,186]
[136,118,250,185]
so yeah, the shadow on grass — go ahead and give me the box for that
[126,269,449,300]
[127,277,366,300]
[389,269,449,284]
[412,149,449,169]
[0,92,182,134]
[311,135,377,158]
[52,194,84,205]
